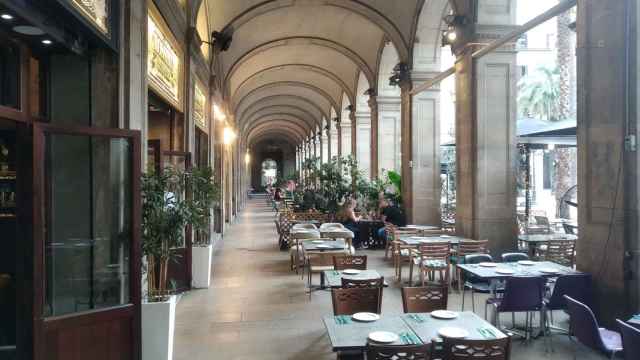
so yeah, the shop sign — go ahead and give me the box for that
[69,0,110,36]
[148,4,183,110]
[193,82,208,133]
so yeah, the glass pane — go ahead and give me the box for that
[44,134,132,317]
[0,40,20,109]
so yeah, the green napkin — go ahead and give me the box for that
[632,314,640,321]
[408,314,426,323]
[400,332,422,345]
[478,327,496,339]
[334,315,352,325]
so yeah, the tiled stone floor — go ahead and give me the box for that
[174,200,607,359]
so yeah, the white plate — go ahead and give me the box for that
[440,235,451,238]
[479,262,497,267]
[540,268,559,274]
[518,260,535,266]
[353,312,380,322]
[431,310,459,319]
[316,244,331,249]
[343,269,361,275]
[496,268,515,275]
[311,240,324,244]
[368,331,398,343]
[438,327,469,339]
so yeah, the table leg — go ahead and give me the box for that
[528,243,537,259]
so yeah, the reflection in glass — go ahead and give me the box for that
[44,135,132,316]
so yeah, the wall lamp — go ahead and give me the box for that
[441,14,470,46]
[223,127,237,145]
[245,152,251,164]
[213,104,226,121]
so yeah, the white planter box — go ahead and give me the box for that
[191,244,213,288]
[142,295,176,360]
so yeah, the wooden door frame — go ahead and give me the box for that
[32,123,142,360]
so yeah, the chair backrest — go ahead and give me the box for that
[500,253,529,263]
[617,319,640,360]
[331,287,382,315]
[333,255,367,270]
[366,343,431,360]
[458,240,489,257]
[442,337,511,360]
[534,216,550,227]
[564,295,607,353]
[563,223,576,235]
[401,285,448,313]
[498,277,545,312]
[416,242,451,261]
[308,249,344,268]
[546,274,592,310]
[293,223,318,230]
[341,276,384,289]
[464,254,493,265]
[545,240,576,267]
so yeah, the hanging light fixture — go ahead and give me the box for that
[245,152,251,164]
[441,14,469,47]
[223,127,237,145]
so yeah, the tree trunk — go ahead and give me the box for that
[554,9,575,218]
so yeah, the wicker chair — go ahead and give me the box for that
[387,225,420,282]
[453,240,489,291]
[333,255,367,270]
[366,343,431,360]
[341,276,384,289]
[331,287,382,315]
[544,239,576,268]
[409,242,451,287]
[442,337,511,360]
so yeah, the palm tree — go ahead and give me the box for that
[518,66,561,121]
[554,8,575,219]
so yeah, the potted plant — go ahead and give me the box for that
[188,166,219,288]
[141,166,190,360]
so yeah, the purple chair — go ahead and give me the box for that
[617,319,639,360]
[487,276,546,339]
[564,295,622,359]
[544,274,592,333]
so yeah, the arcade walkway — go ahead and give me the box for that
[173,199,603,360]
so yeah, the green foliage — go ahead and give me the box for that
[518,66,561,121]
[188,166,220,246]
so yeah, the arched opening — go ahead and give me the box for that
[261,158,278,187]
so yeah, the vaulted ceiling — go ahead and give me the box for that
[204,0,432,150]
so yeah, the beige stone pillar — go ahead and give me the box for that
[368,94,379,179]
[341,119,352,158]
[576,0,638,322]
[356,108,371,178]
[411,72,442,226]
[378,96,402,174]
[454,22,518,255]
[400,77,414,223]
[349,106,357,158]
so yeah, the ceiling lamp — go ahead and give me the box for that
[244,152,251,164]
[1,14,13,20]
[223,127,237,145]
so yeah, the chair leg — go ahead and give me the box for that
[409,260,414,285]
[471,289,476,313]
[461,286,465,311]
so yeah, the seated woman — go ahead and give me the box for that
[336,198,362,249]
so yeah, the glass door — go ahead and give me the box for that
[32,123,141,360]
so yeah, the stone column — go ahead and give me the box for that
[399,74,414,223]
[356,107,371,178]
[314,136,320,159]
[318,132,324,163]
[411,72,442,225]
[341,119,352,158]
[454,7,518,255]
[325,125,332,162]
[576,0,638,322]
[349,106,357,158]
[378,96,402,174]
[369,94,379,179]
[336,119,342,158]
[331,119,339,159]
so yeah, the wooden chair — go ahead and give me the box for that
[388,226,420,282]
[544,240,576,268]
[442,337,511,360]
[454,240,489,291]
[401,285,448,313]
[341,276,384,289]
[366,343,431,360]
[409,242,451,287]
[333,255,367,270]
[331,287,382,315]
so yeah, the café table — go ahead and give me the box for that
[323,315,422,352]
[302,239,348,252]
[323,311,505,353]
[517,234,578,258]
[628,314,640,330]
[323,269,387,288]
[399,235,466,247]
[320,229,355,249]
[401,225,441,232]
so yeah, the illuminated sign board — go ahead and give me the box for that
[70,0,110,37]
[193,81,208,133]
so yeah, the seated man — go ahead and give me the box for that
[376,199,407,240]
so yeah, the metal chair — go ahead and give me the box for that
[341,276,384,289]
[401,285,448,313]
[544,274,592,334]
[461,254,501,314]
[442,337,511,360]
[487,276,546,340]
[617,319,639,360]
[333,255,367,270]
[500,253,529,263]
[331,287,382,315]
[564,295,622,359]
[366,343,430,360]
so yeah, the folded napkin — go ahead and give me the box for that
[407,314,426,323]
[334,315,352,325]
[478,327,497,339]
[631,314,640,321]
[399,332,423,345]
